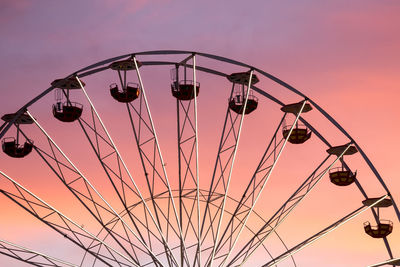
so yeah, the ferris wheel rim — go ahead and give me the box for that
[1,49,398,222]
[80,188,297,267]
[0,50,398,266]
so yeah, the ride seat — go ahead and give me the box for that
[171,80,200,100]
[364,220,393,238]
[53,102,83,122]
[2,138,33,158]
[282,127,312,144]
[329,168,356,186]
[110,83,140,103]
[229,95,258,115]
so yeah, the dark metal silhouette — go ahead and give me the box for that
[0,50,398,267]
[228,71,259,114]
[363,198,394,238]
[1,113,33,158]
[109,58,141,103]
[51,77,83,122]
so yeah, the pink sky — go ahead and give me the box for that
[0,1,399,266]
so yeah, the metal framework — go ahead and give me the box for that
[173,55,202,267]
[76,73,177,267]
[0,50,398,267]
[0,171,135,267]
[0,239,77,267]
[263,195,388,267]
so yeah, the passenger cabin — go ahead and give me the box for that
[2,137,33,158]
[280,101,313,144]
[229,94,258,114]
[53,102,83,122]
[282,124,311,144]
[51,77,84,122]
[108,58,141,103]
[110,83,140,103]
[329,167,356,186]
[1,112,34,158]
[363,197,394,238]
[171,80,200,100]
[227,71,259,115]
[364,220,393,238]
[326,144,358,186]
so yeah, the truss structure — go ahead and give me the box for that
[0,50,398,267]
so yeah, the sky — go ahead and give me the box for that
[0,0,399,266]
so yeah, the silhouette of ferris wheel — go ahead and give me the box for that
[0,50,399,267]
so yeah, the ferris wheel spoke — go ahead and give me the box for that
[151,197,181,239]
[212,116,286,261]
[0,171,138,267]
[126,101,182,267]
[18,126,142,265]
[200,192,221,247]
[216,100,308,266]
[172,55,202,267]
[143,239,207,267]
[199,82,235,250]
[24,110,166,267]
[261,195,388,267]
[0,238,78,267]
[147,189,280,267]
[87,219,143,265]
[196,189,284,266]
[1,50,396,267]
[124,205,166,247]
[181,191,200,240]
[120,57,191,266]
[229,155,331,265]
[76,78,177,267]
[228,143,354,266]
[201,70,254,267]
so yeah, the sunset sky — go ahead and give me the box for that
[0,1,399,266]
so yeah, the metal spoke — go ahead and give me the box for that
[262,195,388,267]
[203,70,254,267]
[228,143,353,266]
[217,100,308,267]
[196,81,235,266]
[0,171,136,267]
[0,50,397,267]
[123,78,180,266]
[193,55,201,267]
[25,110,164,267]
[26,127,141,263]
[213,118,286,262]
[77,76,183,266]
[368,258,400,267]
[172,55,202,267]
[137,188,282,267]
[127,56,191,266]
[0,239,78,267]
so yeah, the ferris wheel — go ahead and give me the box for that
[0,50,399,267]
